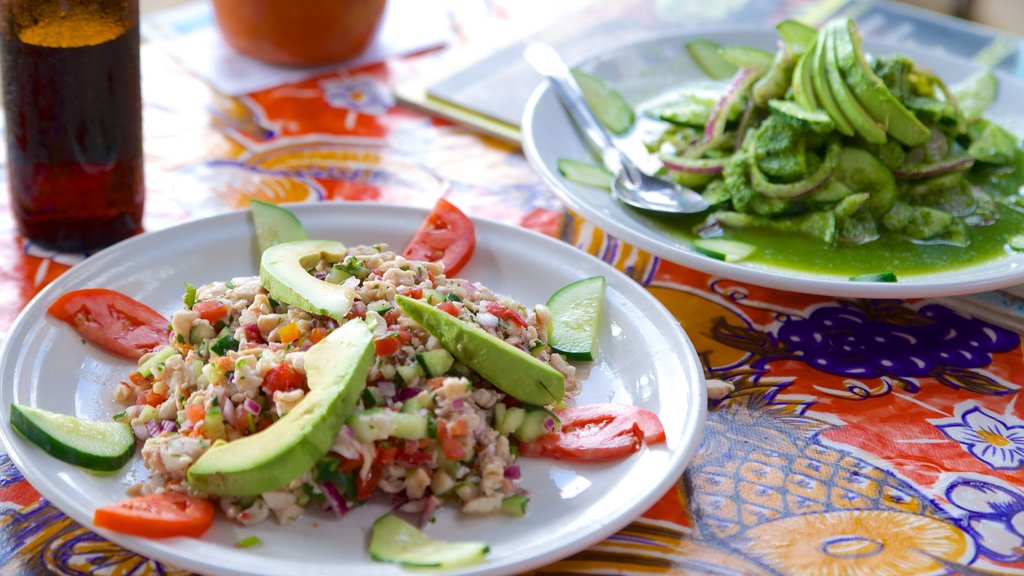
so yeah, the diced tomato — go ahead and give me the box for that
[129,372,149,387]
[396,440,432,465]
[185,403,205,425]
[396,327,414,343]
[384,308,401,326]
[48,289,169,360]
[136,390,165,407]
[436,301,460,317]
[377,445,398,466]
[519,404,666,462]
[93,493,214,538]
[402,286,423,299]
[309,327,328,344]
[357,463,382,500]
[334,455,361,474]
[427,377,447,389]
[436,420,467,460]
[373,335,401,356]
[261,364,305,394]
[192,300,228,324]
[483,302,528,328]
[402,198,476,276]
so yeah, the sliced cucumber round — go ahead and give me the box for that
[249,199,308,254]
[546,276,606,361]
[557,158,614,190]
[849,272,898,282]
[571,69,635,135]
[369,513,489,568]
[692,238,756,262]
[9,404,135,471]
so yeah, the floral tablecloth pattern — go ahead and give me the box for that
[2,0,1024,574]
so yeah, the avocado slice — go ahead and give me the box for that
[823,23,887,144]
[395,295,564,406]
[833,18,930,146]
[187,319,374,497]
[260,240,354,322]
[810,24,854,136]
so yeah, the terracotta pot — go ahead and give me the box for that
[211,0,387,67]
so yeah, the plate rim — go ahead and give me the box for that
[0,201,707,576]
[521,27,1024,299]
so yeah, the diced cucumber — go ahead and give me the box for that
[416,349,454,378]
[423,288,445,305]
[369,513,489,568]
[138,346,176,378]
[205,398,226,440]
[572,69,635,135]
[718,45,774,73]
[249,199,308,255]
[768,99,834,132]
[9,404,135,471]
[324,265,352,285]
[849,272,898,282]
[367,300,392,315]
[515,407,560,442]
[557,158,613,190]
[494,404,525,436]
[396,361,424,384]
[210,332,240,356]
[348,409,428,441]
[546,276,605,361]
[401,391,430,414]
[686,38,738,80]
[776,19,817,54]
[501,495,528,516]
[692,238,756,262]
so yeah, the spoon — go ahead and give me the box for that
[523,42,709,214]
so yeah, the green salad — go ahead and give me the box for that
[563,17,1024,277]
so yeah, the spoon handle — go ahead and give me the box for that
[523,41,625,174]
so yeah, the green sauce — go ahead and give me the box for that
[645,203,1024,277]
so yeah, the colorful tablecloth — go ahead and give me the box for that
[2,1,1024,574]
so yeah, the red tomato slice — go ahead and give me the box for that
[93,493,214,538]
[520,404,666,462]
[48,289,169,360]
[402,198,475,276]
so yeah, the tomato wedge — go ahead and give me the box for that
[402,198,475,276]
[94,492,214,538]
[48,288,169,360]
[519,404,666,461]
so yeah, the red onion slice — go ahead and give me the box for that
[893,156,974,179]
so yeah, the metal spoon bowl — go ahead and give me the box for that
[523,42,709,214]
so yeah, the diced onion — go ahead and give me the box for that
[376,380,396,399]
[476,312,499,329]
[320,482,349,519]
[243,398,261,415]
[504,465,522,479]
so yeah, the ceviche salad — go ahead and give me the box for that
[560,17,1024,279]
[9,199,665,568]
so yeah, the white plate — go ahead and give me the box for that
[522,27,1024,298]
[0,202,705,576]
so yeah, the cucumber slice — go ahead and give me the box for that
[416,349,454,378]
[515,407,560,442]
[686,39,738,80]
[767,100,834,132]
[138,345,176,378]
[557,158,613,190]
[571,69,635,135]
[495,405,525,436]
[10,404,135,471]
[369,513,489,568]
[249,199,308,255]
[692,238,756,262]
[718,45,774,74]
[501,495,528,516]
[546,276,605,361]
[776,19,817,54]
[953,70,998,123]
[850,272,898,282]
